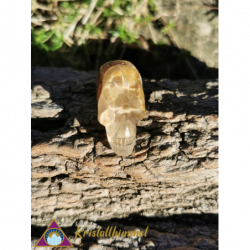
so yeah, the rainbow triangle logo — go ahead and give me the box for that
[35,220,73,247]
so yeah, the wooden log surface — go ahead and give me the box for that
[31,67,218,249]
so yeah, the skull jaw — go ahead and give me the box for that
[105,118,137,157]
[109,136,136,157]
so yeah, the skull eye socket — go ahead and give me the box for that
[100,109,115,126]
[111,76,123,87]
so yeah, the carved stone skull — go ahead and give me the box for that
[96,60,146,156]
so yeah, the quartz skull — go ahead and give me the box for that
[96,60,146,156]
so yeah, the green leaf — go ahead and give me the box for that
[39,42,49,51]
[97,0,105,7]
[61,2,69,8]
[126,3,132,13]
[148,0,156,11]
[103,8,120,18]
[110,30,120,37]
[50,33,63,51]
[168,22,175,29]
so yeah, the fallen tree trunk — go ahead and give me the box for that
[31,67,218,232]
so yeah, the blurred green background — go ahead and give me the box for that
[31,0,218,79]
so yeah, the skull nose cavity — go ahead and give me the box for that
[115,122,135,139]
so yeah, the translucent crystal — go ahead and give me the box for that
[96,60,146,156]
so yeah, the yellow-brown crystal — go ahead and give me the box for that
[96,60,146,156]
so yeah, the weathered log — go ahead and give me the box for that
[31,67,218,248]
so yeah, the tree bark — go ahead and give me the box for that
[31,67,218,247]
